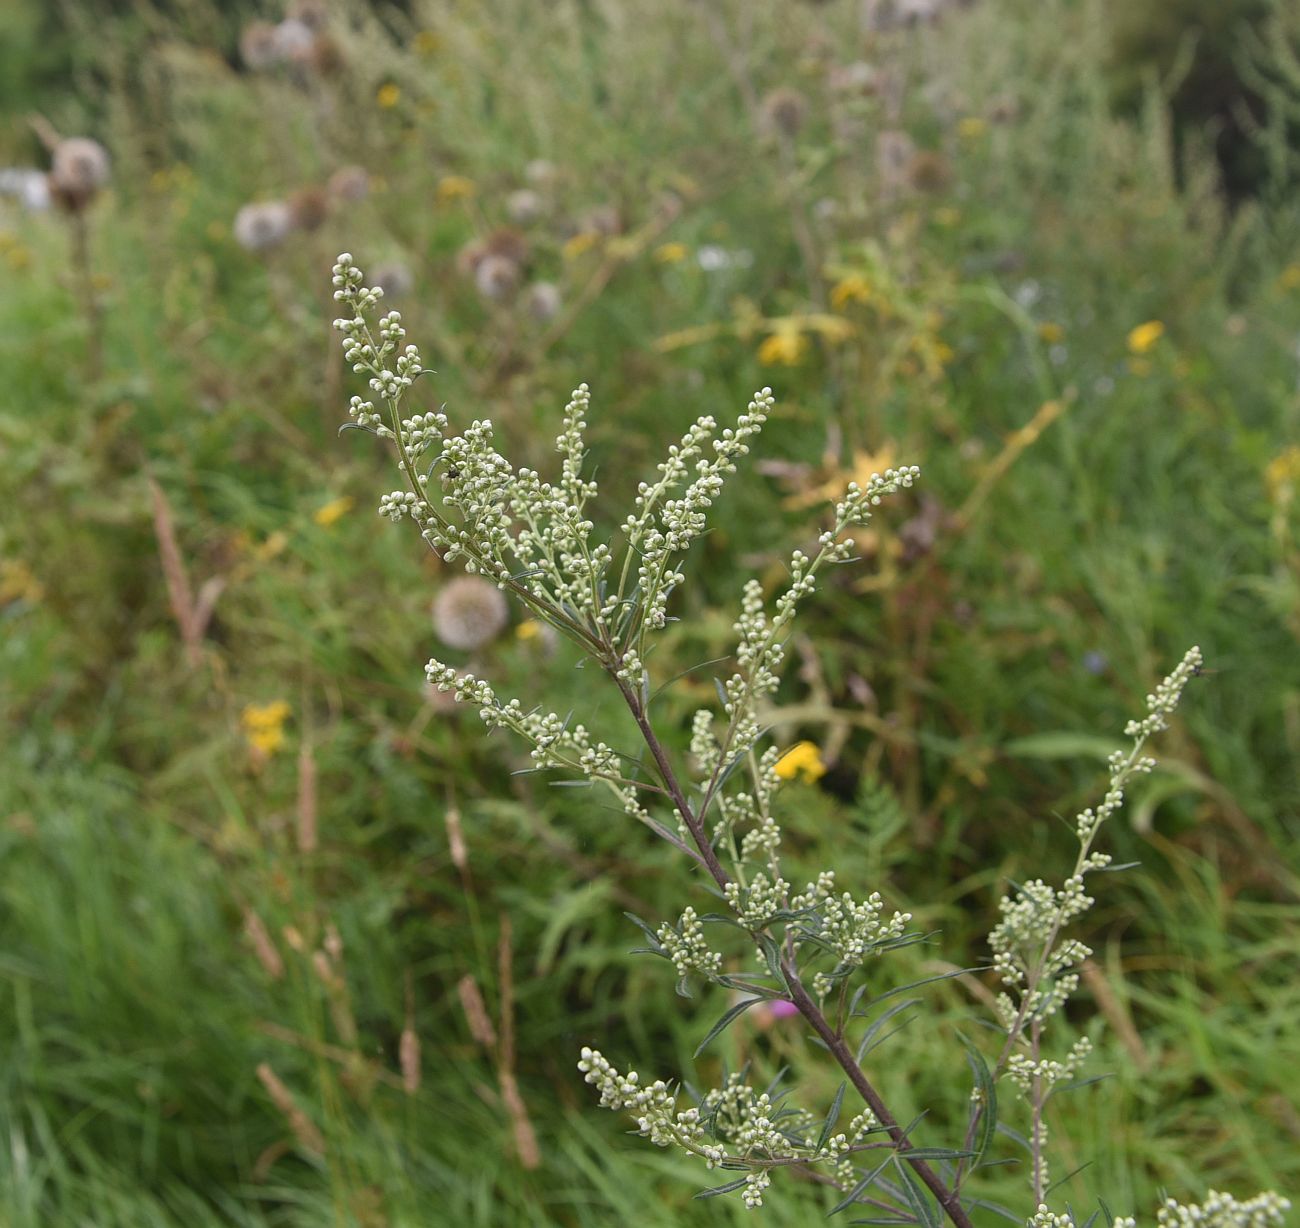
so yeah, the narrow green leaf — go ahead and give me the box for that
[893,1156,942,1228]
[816,1082,848,1153]
[694,1174,752,1199]
[1045,1160,1093,1195]
[828,1155,894,1216]
[963,1198,1023,1224]
[855,999,920,1063]
[959,1033,998,1170]
[694,997,767,1058]
[755,933,785,983]
[623,912,662,947]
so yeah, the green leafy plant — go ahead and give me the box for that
[331,251,1286,1227]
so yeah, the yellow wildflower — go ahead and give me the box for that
[654,241,689,264]
[757,329,809,366]
[0,559,44,605]
[435,175,476,203]
[1037,321,1065,344]
[562,231,601,260]
[376,82,401,109]
[1278,264,1300,290]
[1127,320,1164,355]
[957,116,987,140]
[516,619,541,641]
[775,741,826,784]
[313,496,354,528]
[830,274,872,310]
[1265,446,1300,500]
[414,30,441,55]
[241,701,291,757]
[783,445,898,511]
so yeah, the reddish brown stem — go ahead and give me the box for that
[614,678,974,1228]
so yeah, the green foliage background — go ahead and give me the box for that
[0,1,1297,1224]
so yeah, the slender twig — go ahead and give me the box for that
[1030,1019,1045,1205]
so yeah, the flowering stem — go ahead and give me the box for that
[613,675,975,1228]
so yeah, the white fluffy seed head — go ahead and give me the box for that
[234,200,294,252]
[432,576,509,651]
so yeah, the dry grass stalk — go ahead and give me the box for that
[400,974,421,1095]
[147,478,204,668]
[243,908,284,980]
[954,398,1066,532]
[456,974,497,1049]
[296,743,318,853]
[1080,957,1151,1073]
[255,1062,325,1155]
[311,948,359,1047]
[444,805,468,873]
[256,1020,405,1091]
[497,914,540,1169]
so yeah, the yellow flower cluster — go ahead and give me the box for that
[435,175,476,203]
[758,329,808,366]
[563,231,601,260]
[241,701,291,756]
[313,496,354,528]
[654,241,688,264]
[1127,320,1164,355]
[0,558,44,605]
[830,274,872,310]
[1265,446,1300,501]
[774,741,826,784]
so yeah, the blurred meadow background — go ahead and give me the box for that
[2,0,1299,1224]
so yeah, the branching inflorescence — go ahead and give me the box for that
[331,254,1288,1227]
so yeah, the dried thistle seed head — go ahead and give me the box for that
[474,253,520,302]
[828,61,877,96]
[524,158,558,188]
[234,200,293,251]
[306,32,345,76]
[580,203,622,236]
[286,0,329,31]
[456,237,489,278]
[288,185,330,232]
[506,188,545,226]
[239,20,282,69]
[523,280,562,322]
[371,260,414,300]
[485,226,530,267]
[875,129,916,189]
[0,169,50,211]
[328,165,370,203]
[761,87,808,138]
[272,17,316,63]
[432,576,509,651]
[48,137,110,212]
[906,148,951,193]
